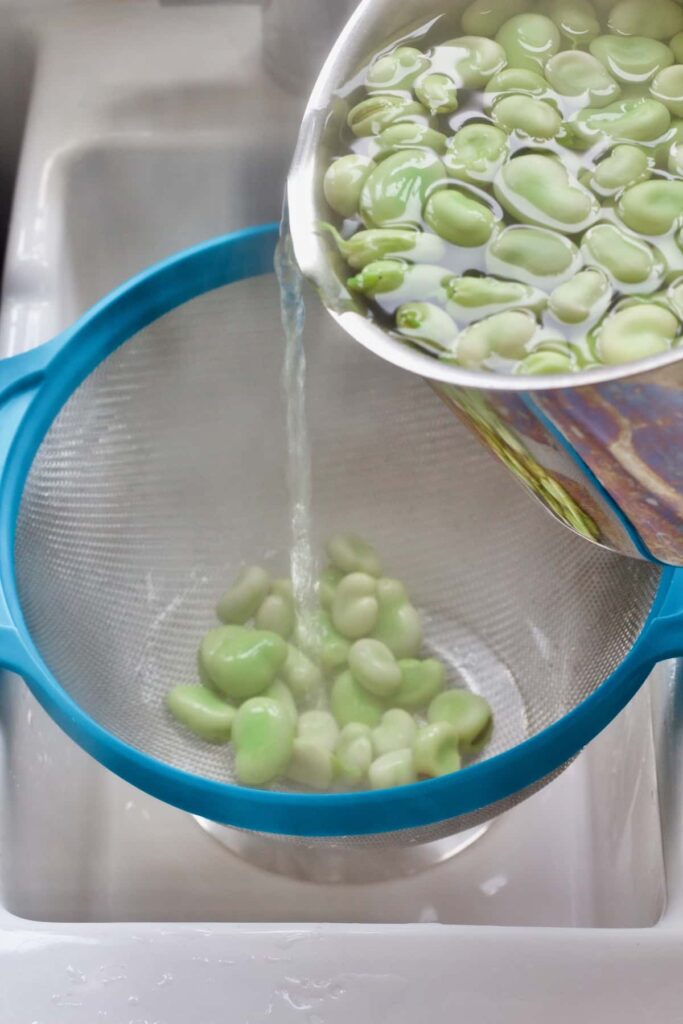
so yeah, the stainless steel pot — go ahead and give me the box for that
[287,0,683,565]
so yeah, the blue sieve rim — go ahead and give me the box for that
[0,221,676,837]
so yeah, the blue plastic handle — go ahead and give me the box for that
[0,219,679,837]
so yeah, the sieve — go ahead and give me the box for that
[0,220,680,845]
[287,0,683,567]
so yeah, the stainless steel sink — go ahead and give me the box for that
[0,3,680,1020]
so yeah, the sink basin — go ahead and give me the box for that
[0,4,681,1021]
[0,8,35,289]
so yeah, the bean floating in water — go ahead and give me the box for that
[318,5,683,375]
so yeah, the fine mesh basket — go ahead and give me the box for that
[0,225,679,855]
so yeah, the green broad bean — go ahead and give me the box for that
[548,0,601,45]
[445,275,546,323]
[393,658,445,711]
[359,149,447,228]
[581,223,665,287]
[371,578,423,658]
[271,578,293,600]
[674,33,683,63]
[373,122,448,157]
[166,685,235,743]
[458,307,544,368]
[347,261,452,310]
[462,0,527,37]
[488,225,581,286]
[281,644,323,700]
[321,224,445,271]
[549,269,612,323]
[483,67,551,109]
[651,65,683,118]
[318,565,344,611]
[544,52,621,109]
[232,697,295,787]
[255,592,295,638]
[366,46,431,91]
[589,36,675,84]
[327,533,382,577]
[396,301,459,351]
[286,739,334,791]
[495,14,561,72]
[334,723,373,785]
[618,179,683,233]
[413,722,461,777]
[348,638,401,697]
[323,155,377,218]
[216,565,270,625]
[454,309,539,366]
[368,748,417,789]
[347,94,429,138]
[424,188,497,247]
[414,72,459,114]
[298,709,340,752]
[264,679,298,729]
[582,144,652,196]
[199,625,287,701]
[667,277,683,316]
[428,689,493,753]
[443,123,508,185]
[494,155,600,233]
[296,611,350,674]
[516,349,575,373]
[436,36,508,89]
[331,670,386,728]
[331,572,379,640]
[372,708,417,757]
[594,304,679,363]
[608,0,683,42]
[492,95,562,138]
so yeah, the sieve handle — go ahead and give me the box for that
[0,337,67,679]
[641,570,683,665]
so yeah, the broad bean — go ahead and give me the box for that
[368,748,417,788]
[581,223,665,288]
[199,625,287,701]
[349,637,402,697]
[331,670,386,728]
[232,697,295,787]
[413,722,462,776]
[549,269,612,323]
[487,225,581,286]
[494,154,600,233]
[323,155,377,219]
[594,304,679,363]
[166,685,235,743]
[371,578,423,658]
[496,14,561,72]
[396,301,459,351]
[443,123,508,184]
[545,51,620,108]
[216,565,270,625]
[359,149,446,228]
[366,46,431,91]
[428,689,493,753]
[423,187,498,247]
[372,708,418,757]
[589,36,674,84]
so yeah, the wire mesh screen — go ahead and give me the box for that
[14,273,661,825]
